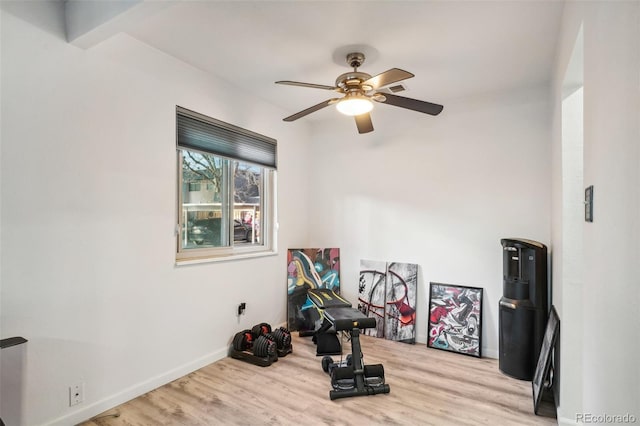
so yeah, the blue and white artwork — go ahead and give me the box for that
[287,248,340,332]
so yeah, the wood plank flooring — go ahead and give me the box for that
[81,333,556,425]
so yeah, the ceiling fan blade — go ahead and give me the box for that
[362,68,414,90]
[354,113,374,134]
[377,92,444,115]
[283,99,337,122]
[275,80,337,91]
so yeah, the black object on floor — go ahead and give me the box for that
[308,289,390,400]
[307,289,352,355]
[229,324,292,367]
[323,307,390,400]
[499,238,549,381]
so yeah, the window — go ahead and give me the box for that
[176,107,277,262]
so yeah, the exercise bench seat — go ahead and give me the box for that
[307,289,352,355]
[323,307,377,332]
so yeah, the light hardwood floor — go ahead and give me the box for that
[81,333,556,425]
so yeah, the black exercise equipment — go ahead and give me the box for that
[307,289,352,355]
[308,289,391,400]
[321,354,353,375]
[230,328,276,367]
[252,322,293,358]
[229,323,292,367]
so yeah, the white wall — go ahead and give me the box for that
[551,1,640,424]
[307,86,552,357]
[0,5,311,425]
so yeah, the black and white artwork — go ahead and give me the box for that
[428,282,483,357]
[358,260,417,343]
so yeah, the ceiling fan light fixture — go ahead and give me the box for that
[336,95,373,116]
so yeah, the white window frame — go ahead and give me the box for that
[175,107,277,264]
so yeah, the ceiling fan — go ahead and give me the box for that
[276,52,443,134]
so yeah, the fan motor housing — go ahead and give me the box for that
[335,72,373,92]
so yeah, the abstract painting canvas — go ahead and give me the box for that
[287,248,340,332]
[358,260,418,343]
[385,262,418,343]
[358,259,388,338]
[427,282,483,357]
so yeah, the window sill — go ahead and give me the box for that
[175,249,278,266]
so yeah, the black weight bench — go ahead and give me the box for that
[307,289,353,355]
[308,289,391,400]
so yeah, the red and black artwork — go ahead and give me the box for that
[428,282,483,357]
[358,260,417,344]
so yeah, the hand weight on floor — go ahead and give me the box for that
[251,323,292,353]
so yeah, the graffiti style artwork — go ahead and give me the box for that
[358,259,387,338]
[385,262,418,343]
[287,248,340,332]
[358,260,418,343]
[427,282,483,357]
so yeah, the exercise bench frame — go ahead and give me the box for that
[308,289,391,400]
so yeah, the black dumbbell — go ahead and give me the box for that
[232,329,255,352]
[230,324,275,359]
[252,323,292,352]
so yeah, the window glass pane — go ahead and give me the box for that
[233,161,263,246]
[181,150,228,248]
[179,151,267,253]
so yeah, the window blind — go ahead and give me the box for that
[177,106,277,169]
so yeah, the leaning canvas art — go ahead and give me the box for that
[427,282,483,357]
[358,259,388,338]
[385,262,417,343]
[358,260,417,343]
[287,248,340,332]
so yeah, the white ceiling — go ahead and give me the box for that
[1,0,565,127]
[122,0,563,122]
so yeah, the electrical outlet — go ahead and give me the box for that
[69,382,84,406]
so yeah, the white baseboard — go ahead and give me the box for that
[48,346,229,425]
